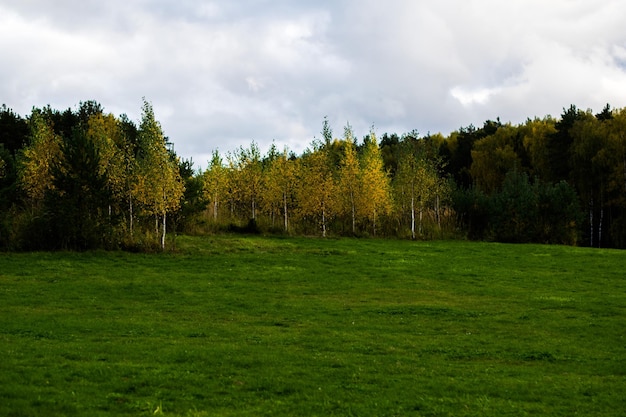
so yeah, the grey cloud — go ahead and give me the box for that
[2,0,626,168]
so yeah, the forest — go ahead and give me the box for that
[1,100,625,250]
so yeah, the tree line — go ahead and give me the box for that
[1,101,625,250]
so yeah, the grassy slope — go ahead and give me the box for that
[0,236,624,416]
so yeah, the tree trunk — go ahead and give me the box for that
[372,209,377,237]
[161,212,166,250]
[419,206,423,236]
[129,194,134,237]
[322,205,327,238]
[410,194,416,240]
[283,191,288,232]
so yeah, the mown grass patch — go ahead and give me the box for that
[0,236,625,416]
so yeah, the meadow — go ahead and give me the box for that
[0,236,624,416]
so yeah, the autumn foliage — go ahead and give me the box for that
[1,101,626,249]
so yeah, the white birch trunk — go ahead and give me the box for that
[322,205,327,238]
[410,194,416,240]
[161,212,166,250]
[129,193,134,237]
[283,191,288,232]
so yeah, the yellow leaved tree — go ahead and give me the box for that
[296,143,337,237]
[135,100,185,249]
[360,129,392,236]
[19,111,62,209]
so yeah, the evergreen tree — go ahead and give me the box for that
[45,127,112,250]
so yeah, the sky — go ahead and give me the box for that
[2,0,626,169]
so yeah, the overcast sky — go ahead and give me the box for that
[2,0,626,168]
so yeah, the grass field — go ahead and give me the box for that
[0,236,625,416]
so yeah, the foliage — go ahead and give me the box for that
[0,100,187,251]
[2,100,626,248]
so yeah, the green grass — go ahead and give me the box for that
[0,236,625,416]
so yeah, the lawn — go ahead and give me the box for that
[0,236,624,416]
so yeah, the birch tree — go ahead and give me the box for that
[135,100,185,249]
[227,142,263,222]
[338,125,361,234]
[263,146,297,231]
[395,142,440,239]
[19,111,62,209]
[86,113,126,220]
[203,150,229,222]
[296,144,337,237]
[360,129,392,235]
[569,112,604,246]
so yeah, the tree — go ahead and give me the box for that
[0,153,5,180]
[395,140,442,239]
[175,158,206,235]
[570,111,610,247]
[0,144,15,248]
[470,124,523,194]
[0,104,29,156]
[228,142,263,222]
[379,132,401,175]
[547,105,582,183]
[360,129,392,236]
[606,108,626,246]
[321,116,333,146]
[203,150,229,222]
[442,121,499,189]
[86,112,127,221]
[337,124,361,234]
[490,169,538,243]
[263,145,297,231]
[45,127,112,250]
[520,116,557,180]
[296,144,337,237]
[535,180,581,245]
[135,100,185,249]
[19,110,62,209]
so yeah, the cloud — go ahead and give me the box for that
[1,0,626,168]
